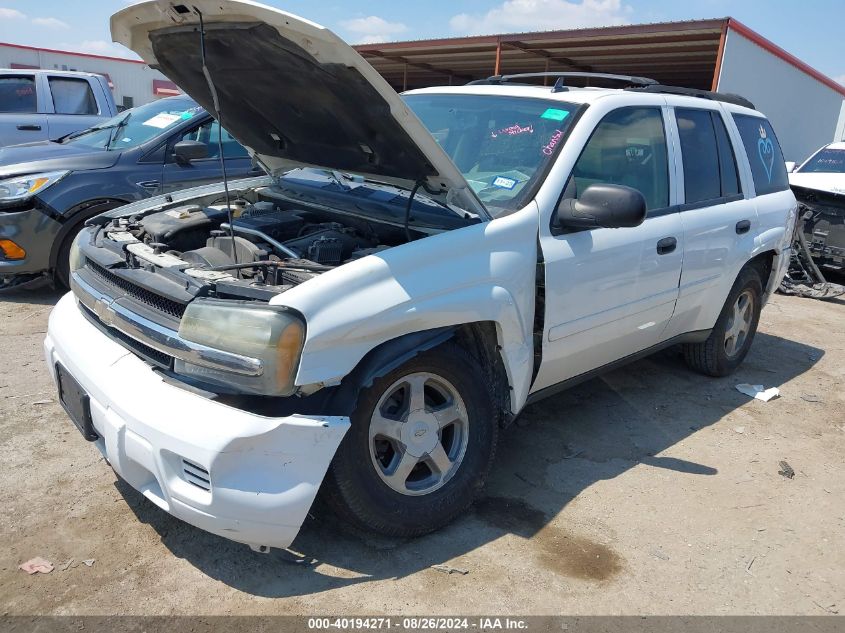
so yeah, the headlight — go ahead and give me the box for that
[0,171,69,205]
[68,230,86,274]
[176,299,305,396]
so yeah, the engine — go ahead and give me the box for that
[120,198,391,289]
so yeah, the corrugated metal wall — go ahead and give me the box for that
[717,29,845,163]
[0,44,173,109]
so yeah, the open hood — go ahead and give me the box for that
[111,0,489,218]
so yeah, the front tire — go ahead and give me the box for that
[322,342,498,537]
[683,266,763,376]
[54,227,80,289]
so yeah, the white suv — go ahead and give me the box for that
[44,0,796,553]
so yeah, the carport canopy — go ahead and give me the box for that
[355,18,729,92]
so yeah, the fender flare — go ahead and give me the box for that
[325,326,457,416]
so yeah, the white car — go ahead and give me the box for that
[788,142,845,195]
[44,0,796,553]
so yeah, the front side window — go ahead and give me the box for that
[0,76,36,113]
[732,114,789,196]
[177,120,249,159]
[798,147,845,173]
[403,94,579,210]
[49,77,97,115]
[570,107,669,211]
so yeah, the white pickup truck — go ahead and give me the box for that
[0,69,117,147]
[44,0,796,553]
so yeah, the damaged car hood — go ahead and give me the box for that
[789,172,845,196]
[111,0,489,219]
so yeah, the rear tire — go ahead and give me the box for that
[683,266,762,377]
[322,342,498,537]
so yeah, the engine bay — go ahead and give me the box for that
[91,186,407,299]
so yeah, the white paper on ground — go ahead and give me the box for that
[735,383,780,402]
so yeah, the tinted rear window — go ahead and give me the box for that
[49,77,98,115]
[677,109,721,204]
[0,76,36,113]
[713,113,740,196]
[732,114,789,196]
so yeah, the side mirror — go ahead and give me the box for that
[173,140,208,164]
[554,183,647,230]
[784,161,797,173]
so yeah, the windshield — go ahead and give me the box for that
[403,94,579,209]
[799,148,845,173]
[63,98,201,151]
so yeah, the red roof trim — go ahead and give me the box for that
[0,40,145,65]
[727,19,845,98]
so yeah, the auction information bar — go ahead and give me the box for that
[1,617,843,633]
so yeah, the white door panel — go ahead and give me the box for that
[532,104,682,394]
[664,197,757,338]
[533,211,683,392]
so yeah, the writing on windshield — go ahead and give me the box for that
[403,94,578,209]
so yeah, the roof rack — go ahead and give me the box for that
[625,84,755,109]
[467,72,658,92]
[466,72,757,109]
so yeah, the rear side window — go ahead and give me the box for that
[0,76,36,113]
[48,77,98,115]
[570,107,669,211]
[676,108,741,203]
[713,114,740,196]
[676,109,720,203]
[732,114,789,196]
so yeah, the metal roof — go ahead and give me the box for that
[354,18,729,91]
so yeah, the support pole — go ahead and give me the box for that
[494,40,502,76]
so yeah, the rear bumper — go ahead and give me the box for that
[764,246,792,304]
[0,206,60,276]
[44,292,350,550]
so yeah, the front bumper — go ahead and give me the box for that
[44,292,350,550]
[0,206,61,276]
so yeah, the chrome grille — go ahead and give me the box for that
[79,303,174,369]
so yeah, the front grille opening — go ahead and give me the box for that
[87,261,187,319]
[182,459,211,492]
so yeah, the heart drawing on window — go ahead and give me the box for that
[758,135,775,183]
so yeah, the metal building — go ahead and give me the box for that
[354,17,845,163]
[0,42,181,111]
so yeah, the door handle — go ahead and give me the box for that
[656,237,677,255]
[735,219,751,234]
[16,124,41,131]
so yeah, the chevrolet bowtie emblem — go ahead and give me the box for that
[94,297,116,327]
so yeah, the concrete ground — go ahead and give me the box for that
[0,288,843,616]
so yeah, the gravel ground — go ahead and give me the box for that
[0,287,843,615]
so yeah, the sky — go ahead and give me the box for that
[0,0,843,84]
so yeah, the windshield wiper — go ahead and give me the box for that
[56,120,125,143]
[104,113,132,150]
